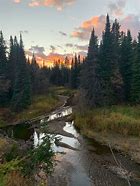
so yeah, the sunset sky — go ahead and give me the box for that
[1,0,140,65]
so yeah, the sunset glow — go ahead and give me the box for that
[1,0,139,66]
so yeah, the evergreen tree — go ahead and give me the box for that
[50,62,62,86]
[29,53,39,94]
[111,19,123,103]
[131,33,140,103]
[120,30,133,102]
[98,14,114,105]
[11,34,31,111]
[80,28,101,107]
[0,31,10,106]
[70,54,80,89]
[0,31,7,76]
[7,36,18,97]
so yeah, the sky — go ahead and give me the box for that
[0,0,140,65]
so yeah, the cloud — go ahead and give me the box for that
[50,45,56,53]
[20,30,29,34]
[74,44,88,51]
[26,47,86,67]
[78,51,87,57]
[72,12,140,40]
[121,14,140,38]
[65,43,74,47]
[59,31,67,36]
[71,15,106,40]
[108,0,126,17]
[28,0,76,11]
[29,45,45,53]
[66,43,88,51]
[13,0,21,3]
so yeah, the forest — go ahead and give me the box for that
[1,14,140,113]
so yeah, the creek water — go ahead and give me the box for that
[2,106,140,186]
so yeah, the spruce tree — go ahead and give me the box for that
[131,33,140,103]
[0,31,10,106]
[111,19,123,103]
[120,30,133,102]
[80,28,101,107]
[0,31,7,76]
[99,14,114,105]
[29,53,39,94]
[70,54,80,89]
[7,36,18,98]
[11,34,31,112]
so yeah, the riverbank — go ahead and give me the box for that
[0,87,74,186]
[74,105,140,164]
[0,86,75,127]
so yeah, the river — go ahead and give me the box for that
[2,104,140,186]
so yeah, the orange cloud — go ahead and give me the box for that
[13,0,76,10]
[28,0,76,10]
[72,13,140,40]
[14,0,21,3]
[72,15,106,40]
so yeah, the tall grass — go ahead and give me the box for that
[74,105,140,137]
[13,94,60,121]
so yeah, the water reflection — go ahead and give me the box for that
[47,107,72,121]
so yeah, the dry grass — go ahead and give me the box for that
[4,171,33,186]
[0,170,33,186]
[0,138,9,155]
[16,94,60,121]
[74,105,140,137]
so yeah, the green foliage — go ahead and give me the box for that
[22,127,55,176]
[0,159,22,175]
[5,144,19,162]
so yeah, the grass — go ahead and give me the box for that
[0,160,33,186]
[0,86,75,126]
[50,86,76,97]
[74,105,140,137]
[0,93,61,125]
[16,94,60,121]
[0,118,6,128]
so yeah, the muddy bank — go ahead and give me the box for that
[75,127,140,165]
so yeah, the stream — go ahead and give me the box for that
[2,105,140,186]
